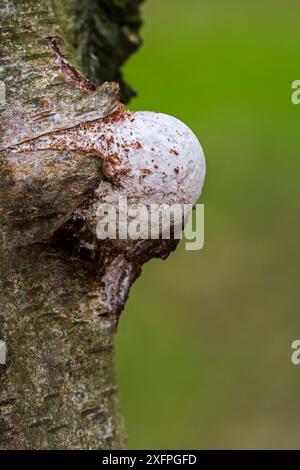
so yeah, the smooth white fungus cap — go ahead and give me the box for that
[93,111,206,239]
[98,111,206,207]
[9,108,206,238]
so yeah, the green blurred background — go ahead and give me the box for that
[116,0,300,449]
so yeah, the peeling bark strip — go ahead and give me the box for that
[47,37,97,92]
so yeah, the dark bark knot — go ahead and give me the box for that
[46,37,97,92]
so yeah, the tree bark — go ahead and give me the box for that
[0,0,143,450]
[0,246,125,449]
[55,0,144,102]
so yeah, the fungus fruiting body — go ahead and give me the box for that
[7,105,206,206]
[2,104,206,319]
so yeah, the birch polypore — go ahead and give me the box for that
[0,31,206,321]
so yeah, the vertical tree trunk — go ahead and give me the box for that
[0,0,143,449]
[0,246,125,449]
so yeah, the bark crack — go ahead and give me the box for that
[46,37,97,92]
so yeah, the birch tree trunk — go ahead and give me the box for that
[0,0,143,450]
